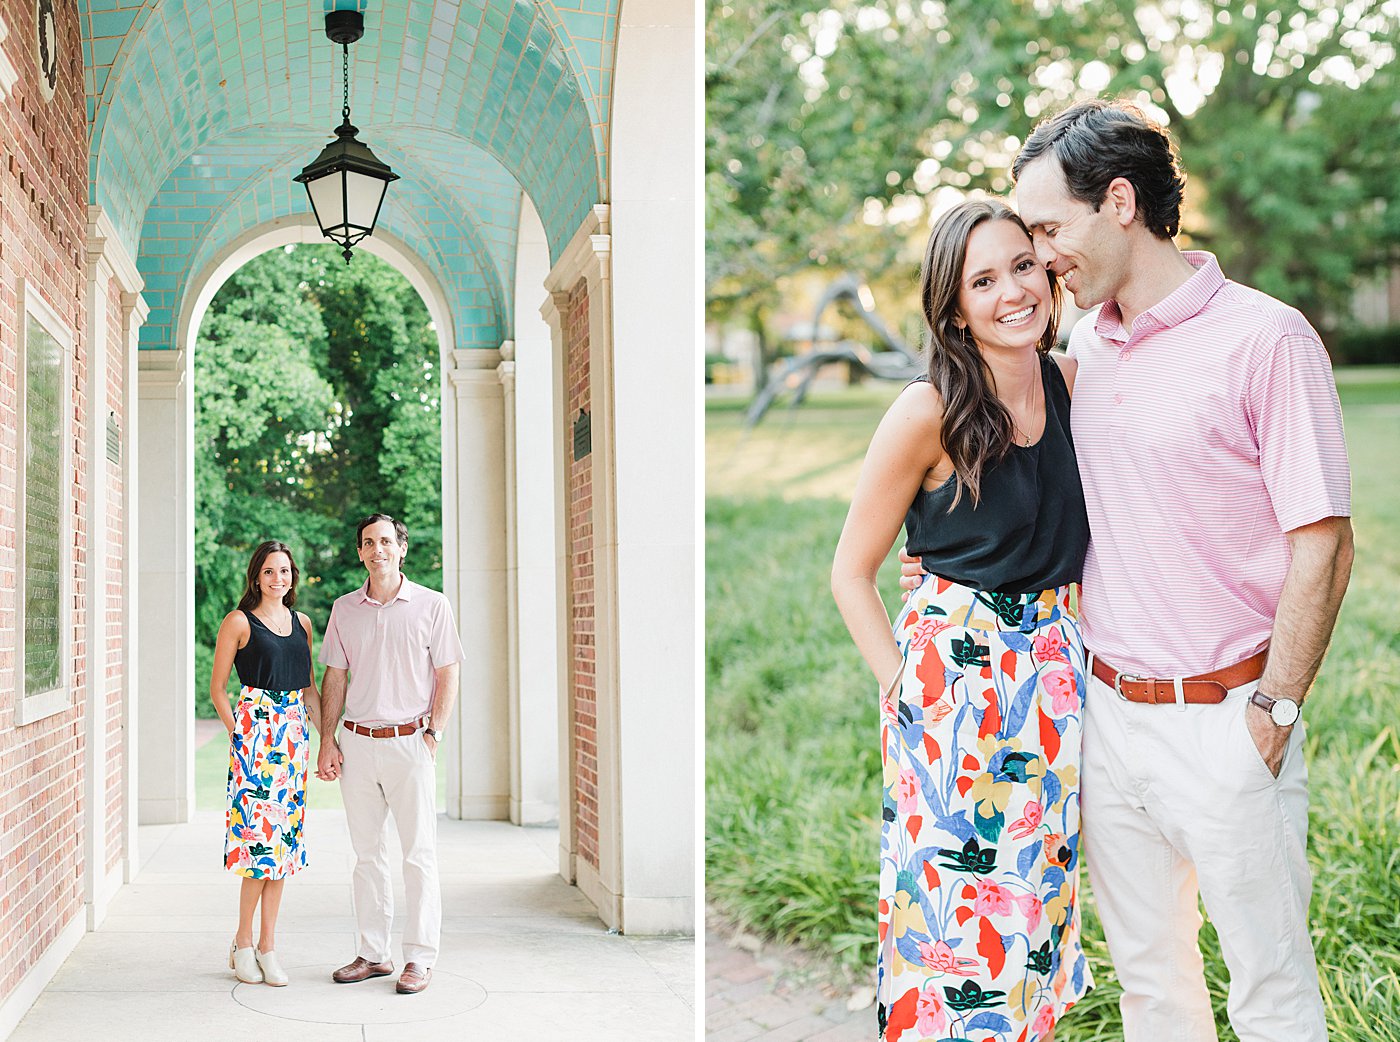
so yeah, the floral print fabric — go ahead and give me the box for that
[225,686,309,879]
[879,575,1091,1042]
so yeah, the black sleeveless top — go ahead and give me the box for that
[233,609,313,691]
[904,354,1089,595]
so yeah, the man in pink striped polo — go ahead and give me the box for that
[315,513,464,996]
[1017,100,1352,1042]
[907,100,1352,1042]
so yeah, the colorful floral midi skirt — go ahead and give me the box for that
[878,575,1091,1042]
[225,686,309,879]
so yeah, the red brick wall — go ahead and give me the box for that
[565,278,598,870]
[0,0,98,1002]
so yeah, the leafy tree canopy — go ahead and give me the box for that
[194,245,443,712]
[707,0,1400,343]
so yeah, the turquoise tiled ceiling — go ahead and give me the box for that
[78,0,619,349]
[135,126,515,353]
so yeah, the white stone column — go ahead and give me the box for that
[513,196,561,827]
[137,348,194,823]
[82,208,144,920]
[82,228,113,924]
[442,348,510,819]
[542,207,624,925]
[120,289,145,877]
[497,341,522,823]
[608,0,697,933]
[538,289,576,881]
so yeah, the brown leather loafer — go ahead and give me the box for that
[332,956,394,983]
[396,962,432,994]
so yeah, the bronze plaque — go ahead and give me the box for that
[573,408,591,461]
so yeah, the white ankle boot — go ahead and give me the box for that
[230,941,263,983]
[256,948,288,986]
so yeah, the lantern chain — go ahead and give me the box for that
[342,42,351,123]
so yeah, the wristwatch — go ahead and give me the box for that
[1249,690,1301,727]
[424,726,443,741]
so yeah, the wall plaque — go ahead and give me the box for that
[24,312,62,696]
[34,0,57,101]
[106,411,120,464]
[572,408,591,461]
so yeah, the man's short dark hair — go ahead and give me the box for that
[356,512,409,549]
[1012,99,1186,239]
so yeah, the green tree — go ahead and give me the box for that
[193,245,443,716]
[707,0,1400,352]
[309,258,443,576]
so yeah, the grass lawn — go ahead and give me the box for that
[706,366,1400,1041]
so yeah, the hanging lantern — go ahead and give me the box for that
[294,10,398,263]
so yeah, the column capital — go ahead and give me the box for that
[497,340,516,390]
[539,291,571,328]
[450,347,501,369]
[543,206,611,298]
[138,349,185,396]
[86,207,144,296]
[86,250,116,292]
[447,348,506,397]
[121,291,151,325]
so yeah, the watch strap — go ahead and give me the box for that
[1249,690,1300,725]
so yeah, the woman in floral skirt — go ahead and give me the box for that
[210,540,322,987]
[833,199,1092,1042]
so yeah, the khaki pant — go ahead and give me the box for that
[339,726,441,967]
[1080,666,1326,1042]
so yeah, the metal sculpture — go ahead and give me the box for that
[744,274,924,426]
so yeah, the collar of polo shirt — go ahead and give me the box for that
[357,577,414,606]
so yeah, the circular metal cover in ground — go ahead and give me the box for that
[233,963,488,1024]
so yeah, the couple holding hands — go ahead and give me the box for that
[832,99,1352,1042]
[208,513,463,996]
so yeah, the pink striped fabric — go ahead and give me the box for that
[1067,251,1351,678]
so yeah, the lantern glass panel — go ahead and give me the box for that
[306,171,346,234]
[345,169,389,230]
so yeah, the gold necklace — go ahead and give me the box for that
[254,607,293,636]
[1010,378,1042,447]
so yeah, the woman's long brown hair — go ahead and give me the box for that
[236,540,300,612]
[919,198,1061,509]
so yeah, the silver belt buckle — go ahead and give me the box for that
[1114,672,1144,701]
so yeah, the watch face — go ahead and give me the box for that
[1270,699,1301,727]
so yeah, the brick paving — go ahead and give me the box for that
[706,925,872,1042]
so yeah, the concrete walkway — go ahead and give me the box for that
[12,813,694,1041]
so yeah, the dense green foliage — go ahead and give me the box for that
[194,245,442,716]
[707,0,1400,360]
[706,373,1400,1040]
[1336,325,1400,365]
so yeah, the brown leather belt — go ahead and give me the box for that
[1090,649,1268,705]
[343,716,427,739]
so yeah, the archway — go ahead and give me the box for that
[137,215,564,833]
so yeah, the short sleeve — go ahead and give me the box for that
[318,601,351,669]
[1245,331,1351,532]
[427,596,465,668]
